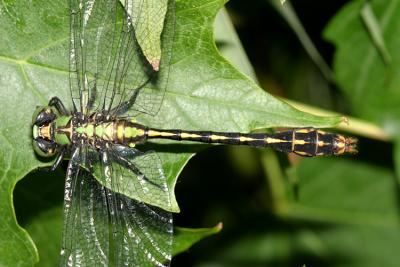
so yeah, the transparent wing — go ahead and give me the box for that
[69,0,175,117]
[60,146,172,266]
[60,147,110,266]
[102,146,173,266]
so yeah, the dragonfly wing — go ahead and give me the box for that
[111,0,175,118]
[103,144,172,210]
[60,147,110,266]
[61,146,172,266]
[69,0,174,117]
[101,146,173,266]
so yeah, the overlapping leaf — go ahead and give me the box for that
[0,0,343,265]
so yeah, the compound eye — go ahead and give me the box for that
[32,106,56,126]
[33,138,57,157]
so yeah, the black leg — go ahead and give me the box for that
[110,75,153,116]
[50,148,66,171]
[87,75,97,110]
[49,97,68,115]
[113,152,163,190]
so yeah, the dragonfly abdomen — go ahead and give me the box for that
[142,127,356,157]
[89,120,356,157]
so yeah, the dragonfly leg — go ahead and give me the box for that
[49,148,66,171]
[49,97,69,115]
[112,150,164,190]
[110,75,153,116]
[87,75,97,110]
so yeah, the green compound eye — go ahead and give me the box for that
[32,137,57,157]
[32,106,57,126]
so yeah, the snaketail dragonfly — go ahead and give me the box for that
[31,0,357,266]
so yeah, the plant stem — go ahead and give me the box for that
[284,98,390,142]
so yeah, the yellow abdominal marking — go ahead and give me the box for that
[336,142,345,149]
[265,137,287,143]
[317,141,326,147]
[209,135,228,141]
[239,136,255,142]
[295,129,311,134]
[295,151,309,156]
[124,127,144,138]
[181,132,202,139]
[293,139,307,145]
[117,124,124,140]
[147,130,176,137]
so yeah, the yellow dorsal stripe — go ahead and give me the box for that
[265,137,288,144]
[147,130,176,137]
[239,136,255,142]
[209,135,229,141]
[181,132,202,139]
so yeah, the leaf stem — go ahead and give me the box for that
[284,98,390,142]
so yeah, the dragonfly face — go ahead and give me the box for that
[32,106,59,157]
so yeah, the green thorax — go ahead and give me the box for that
[54,116,72,145]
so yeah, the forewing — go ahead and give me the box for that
[114,0,175,117]
[69,0,174,117]
[60,147,110,266]
[101,147,173,266]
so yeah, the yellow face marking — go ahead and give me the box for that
[128,143,136,148]
[40,125,52,139]
[147,130,176,137]
[265,137,287,144]
[181,132,202,139]
[209,134,228,141]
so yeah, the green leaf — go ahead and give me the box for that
[24,207,63,267]
[172,223,223,256]
[0,0,343,265]
[360,1,392,65]
[213,8,257,80]
[288,158,398,222]
[205,158,400,266]
[120,0,168,70]
[324,0,400,136]
[268,0,333,82]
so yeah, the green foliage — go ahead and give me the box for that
[1,0,398,266]
[120,0,168,70]
[324,0,400,134]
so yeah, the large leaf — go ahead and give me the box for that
[200,158,400,266]
[172,223,223,256]
[120,0,168,70]
[0,0,343,265]
[324,0,400,137]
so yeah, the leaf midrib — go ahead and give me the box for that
[1,56,333,129]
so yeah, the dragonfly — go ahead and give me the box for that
[31,0,357,266]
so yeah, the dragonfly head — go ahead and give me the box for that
[32,106,58,157]
[333,134,358,155]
